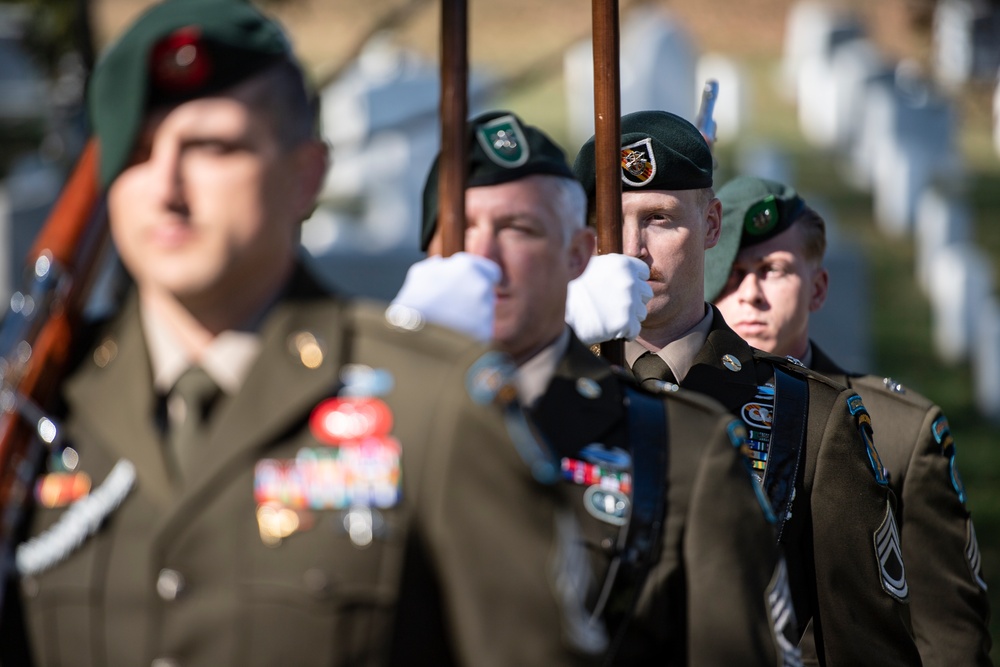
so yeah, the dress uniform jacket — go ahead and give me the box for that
[808,342,992,667]
[530,334,789,666]
[638,306,921,667]
[7,269,595,667]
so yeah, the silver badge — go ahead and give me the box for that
[575,377,602,399]
[583,486,630,526]
[722,354,742,372]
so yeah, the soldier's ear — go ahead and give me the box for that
[290,139,329,223]
[703,196,722,250]
[809,266,829,313]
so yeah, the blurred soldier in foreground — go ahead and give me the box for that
[573,110,922,666]
[0,2,599,665]
[396,109,793,665]
[710,174,992,667]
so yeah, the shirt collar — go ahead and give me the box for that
[515,327,571,409]
[140,302,263,396]
[626,304,714,382]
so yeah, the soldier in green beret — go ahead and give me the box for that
[0,2,604,665]
[399,109,796,665]
[710,174,992,667]
[573,110,922,666]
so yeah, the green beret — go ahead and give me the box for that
[89,0,297,188]
[421,110,576,251]
[572,110,713,198]
[704,175,805,302]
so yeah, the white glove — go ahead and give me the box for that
[566,254,652,345]
[391,252,500,343]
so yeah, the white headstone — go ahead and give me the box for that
[973,296,1000,422]
[914,187,972,295]
[927,243,995,364]
[797,22,866,149]
[312,35,491,267]
[871,66,958,236]
[933,0,1000,88]
[695,53,747,144]
[564,6,697,146]
[830,38,892,154]
[781,2,855,100]
[993,69,1000,158]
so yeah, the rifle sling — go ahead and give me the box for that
[765,367,808,544]
[600,385,669,664]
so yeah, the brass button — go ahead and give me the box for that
[156,568,185,601]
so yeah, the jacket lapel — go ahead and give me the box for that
[682,306,760,412]
[155,295,347,535]
[63,294,175,510]
[529,335,625,460]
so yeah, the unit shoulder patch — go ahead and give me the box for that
[931,415,967,503]
[966,518,988,591]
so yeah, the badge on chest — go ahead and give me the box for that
[253,365,401,548]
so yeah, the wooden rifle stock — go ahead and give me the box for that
[439,0,468,257]
[0,139,109,610]
[592,0,624,366]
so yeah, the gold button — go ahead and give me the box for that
[93,339,118,368]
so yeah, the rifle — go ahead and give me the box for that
[438,0,468,257]
[695,79,719,150]
[0,140,110,617]
[592,0,624,367]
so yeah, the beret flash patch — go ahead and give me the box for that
[847,395,888,485]
[620,138,656,187]
[476,114,529,168]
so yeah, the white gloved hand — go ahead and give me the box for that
[566,254,652,345]
[390,252,501,343]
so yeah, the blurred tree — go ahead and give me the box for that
[3,0,94,74]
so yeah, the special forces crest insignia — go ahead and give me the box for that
[620,138,657,187]
[476,114,529,168]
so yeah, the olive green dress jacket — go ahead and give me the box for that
[531,335,792,666]
[808,342,991,667]
[8,272,599,667]
[644,307,922,666]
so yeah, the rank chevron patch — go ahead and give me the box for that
[874,501,908,602]
[966,518,988,591]
[766,558,803,667]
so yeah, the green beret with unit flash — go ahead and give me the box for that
[420,110,576,251]
[88,0,298,188]
[704,175,806,302]
[572,109,713,197]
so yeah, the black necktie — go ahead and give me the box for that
[632,351,677,391]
